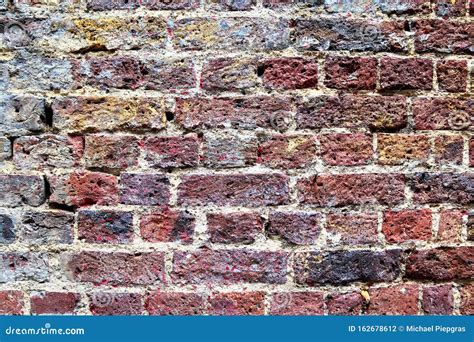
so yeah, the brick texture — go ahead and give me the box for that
[1,0,472,316]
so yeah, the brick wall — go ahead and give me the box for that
[0,0,473,315]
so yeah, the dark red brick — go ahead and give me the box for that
[120,173,170,206]
[267,211,322,245]
[326,213,378,246]
[380,57,433,91]
[297,173,405,207]
[433,135,464,165]
[367,285,419,315]
[437,60,468,92]
[270,292,324,315]
[0,291,24,315]
[260,58,318,90]
[209,292,265,315]
[172,249,288,285]
[413,97,472,131]
[146,292,205,315]
[410,173,473,204]
[139,207,194,244]
[89,292,143,315]
[471,138,474,166]
[326,291,364,315]
[324,56,376,90]
[382,209,432,243]
[143,134,199,169]
[258,134,317,169]
[30,292,79,315]
[320,133,373,166]
[78,210,133,244]
[207,212,263,244]
[178,174,289,207]
[422,284,454,315]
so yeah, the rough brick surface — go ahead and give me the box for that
[1,0,471,317]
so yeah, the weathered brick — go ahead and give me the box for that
[382,209,432,243]
[470,138,474,167]
[89,292,143,315]
[413,20,473,55]
[434,135,463,165]
[207,212,263,244]
[146,292,205,315]
[52,96,166,133]
[178,174,290,207]
[87,0,199,10]
[437,60,468,92]
[297,174,405,207]
[65,251,165,286]
[434,0,467,17]
[367,285,419,315]
[410,173,473,204]
[294,250,402,285]
[324,56,376,90]
[296,96,407,131]
[437,210,463,242]
[0,136,11,161]
[13,135,83,169]
[412,97,472,131]
[84,135,139,171]
[172,249,288,284]
[320,133,373,166]
[379,0,430,14]
[140,208,194,244]
[0,213,15,245]
[74,56,195,91]
[291,19,408,52]
[208,0,256,10]
[377,134,430,165]
[78,210,133,244]
[270,292,324,315]
[172,18,288,51]
[380,57,433,91]
[209,292,265,315]
[0,291,24,315]
[21,211,74,244]
[31,292,79,315]
[324,0,430,13]
[202,131,257,168]
[175,96,293,131]
[201,58,258,93]
[326,291,364,315]
[405,247,474,280]
[260,58,318,90]
[0,175,45,208]
[143,135,199,169]
[460,284,474,315]
[258,134,317,169]
[267,211,322,245]
[119,173,170,206]
[326,213,378,246]
[422,284,454,315]
[0,253,49,283]
[468,213,474,241]
[49,171,119,207]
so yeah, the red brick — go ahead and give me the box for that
[143,134,199,169]
[413,20,473,55]
[120,173,170,206]
[468,214,474,241]
[422,284,454,315]
[202,132,257,168]
[270,292,324,315]
[297,95,407,131]
[297,173,405,207]
[258,134,317,169]
[377,134,430,165]
[49,171,119,207]
[434,0,467,17]
[267,211,322,245]
[0,291,24,315]
[405,247,474,280]
[460,284,474,315]
[433,135,463,165]
[380,57,433,91]
[84,135,139,171]
[30,292,79,315]
[382,209,432,243]
[13,135,83,169]
[178,173,289,207]
[260,58,318,90]
[146,292,205,315]
[175,96,293,131]
[172,249,288,285]
[0,175,46,208]
[470,138,474,166]
[324,56,376,90]
[410,173,473,204]
[78,210,133,244]
[320,133,373,166]
[367,285,419,315]
[207,212,263,244]
[66,251,165,286]
[437,60,468,92]
[201,58,258,93]
[326,213,378,246]
[209,292,265,315]
[326,291,364,315]
[413,97,472,131]
[139,207,194,244]
[89,292,143,315]
[437,209,463,242]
